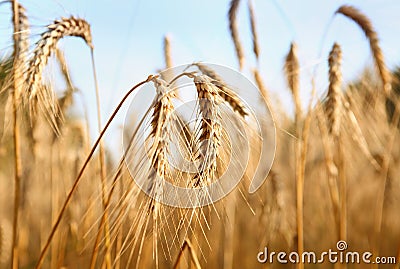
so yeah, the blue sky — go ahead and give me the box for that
[1,0,399,153]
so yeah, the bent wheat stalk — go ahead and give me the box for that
[89,49,112,269]
[34,76,154,269]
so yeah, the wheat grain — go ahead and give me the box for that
[336,5,391,95]
[228,0,244,70]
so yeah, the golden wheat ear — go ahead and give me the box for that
[284,42,302,119]
[325,43,343,138]
[192,75,223,187]
[248,0,259,61]
[192,63,248,117]
[228,0,245,70]
[336,5,391,96]
[24,17,92,129]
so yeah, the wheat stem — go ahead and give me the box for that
[10,1,22,268]
[34,76,154,269]
[89,48,112,269]
[173,239,201,269]
[253,68,270,103]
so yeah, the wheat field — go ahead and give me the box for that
[0,1,400,269]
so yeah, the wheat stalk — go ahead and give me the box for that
[88,47,113,269]
[10,2,23,268]
[228,0,244,70]
[336,5,391,96]
[34,76,155,269]
[326,43,347,246]
[253,68,270,103]
[173,239,201,269]
[316,103,340,237]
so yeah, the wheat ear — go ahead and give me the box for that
[148,77,177,268]
[228,0,244,70]
[326,43,343,137]
[248,0,259,61]
[193,75,223,187]
[147,77,175,195]
[14,2,29,95]
[284,42,302,121]
[192,63,248,117]
[336,5,391,95]
[25,17,92,123]
[163,35,172,69]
